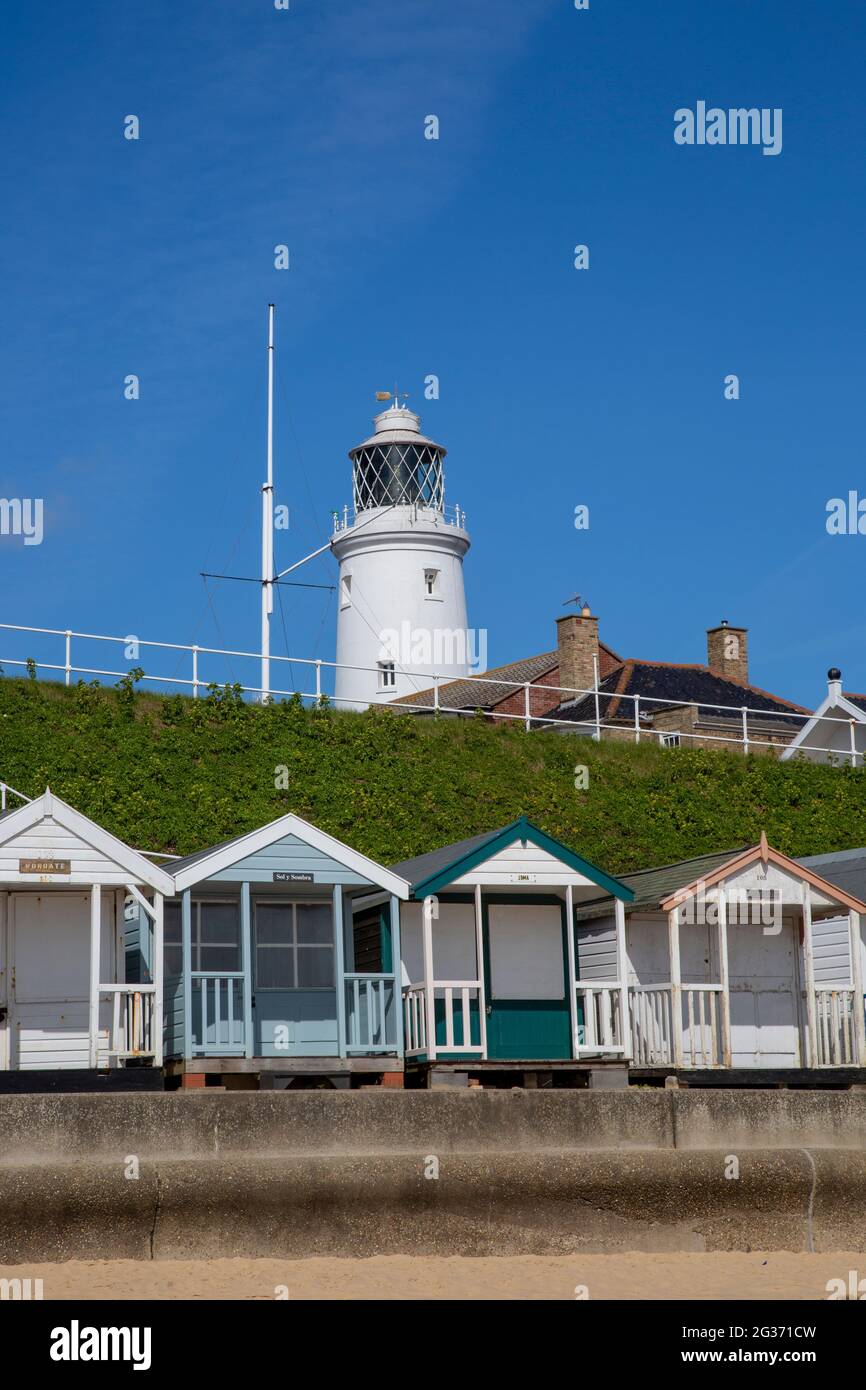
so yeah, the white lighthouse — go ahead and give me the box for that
[332,400,471,710]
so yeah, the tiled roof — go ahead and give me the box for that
[573,847,748,920]
[394,642,621,713]
[843,692,866,715]
[541,660,808,729]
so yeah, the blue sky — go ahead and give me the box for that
[2,0,865,706]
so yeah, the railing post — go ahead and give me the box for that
[565,883,579,1057]
[182,890,193,1058]
[667,907,684,1068]
[422,894,437,1061]
[316,660,322,703]
[850,719,858,768]
[802,883,818,1067]
[192,646,199,699]
[390,895,404,1057]
[434,677,440,714]
[717,889,731,1067]
[65,630,72,687]
[0,784,5,813]
[241,883,253,1059]
[615,897,632,1060]
[524,682,531,732]
[633,695,640,744]
[741,706,749,755]
[333,885,347,1059]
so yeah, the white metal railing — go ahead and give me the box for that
[575,982,626,1054]
[0,621,857,761]
[100,984,156,1059]
[814,988,857,1066]
[332,502,467,535]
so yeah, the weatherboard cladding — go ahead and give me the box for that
[392,818,633,902]
[180,833,373,886]
[542,661,807,728]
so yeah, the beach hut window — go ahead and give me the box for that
[254,901,335,989]
[163,899,242,972]
[164,901,182,976]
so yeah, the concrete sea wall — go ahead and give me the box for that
[1,1091,864,1261]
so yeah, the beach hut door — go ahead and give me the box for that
[484,904,571,1060]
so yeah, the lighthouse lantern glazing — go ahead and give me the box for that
[332,402,471,710]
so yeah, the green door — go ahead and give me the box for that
[483,900,572,1060]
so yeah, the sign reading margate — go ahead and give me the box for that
[19,859,71,875]
[273,872,314,884]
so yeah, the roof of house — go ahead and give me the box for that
[843,692,866,715]
[541,660,808,729]
[390,815,634,901]
[392,642,622,713]
[798,847,866,906]
[573,846,747,920]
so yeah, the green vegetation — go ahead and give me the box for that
[0,676,862,873]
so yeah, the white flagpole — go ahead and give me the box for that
[261,303,275,701]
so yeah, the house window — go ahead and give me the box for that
[424,568,440,598]
[660,732,681,748]
[162,899,241,975]
[254,901,334,989]
[378,661,396,690]
[340,574,352,608]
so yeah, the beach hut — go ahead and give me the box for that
[0,789,173,1085]
[575,834,866,1081]
[387,817,635,1086]
[160,813,409,1088]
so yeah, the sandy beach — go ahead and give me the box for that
[3,1252,861,1301]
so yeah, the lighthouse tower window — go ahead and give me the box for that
[424,568,440,598]
[340,574,352,609]
[377,662,396,691]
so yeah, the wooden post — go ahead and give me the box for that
[390,894,404,1057]
[333,885,347,1059]
[182,889,193,1058]
[849,910,866,1066]
[241,882,253,1059]
[474,884,488,1059]
[802,883,818,1068]
[152,891,164,1067]
[615,897,632,1060]
[88,883,102,1069]
[717,888,732,1067]
[565,883,579,1058]
[422,894,437,1061]
[668,907,683,1067]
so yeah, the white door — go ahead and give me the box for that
[728,920,801,1067]
[10,892,116,1070]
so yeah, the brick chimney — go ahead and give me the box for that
[706,620,748,685]
[556,604,600,697]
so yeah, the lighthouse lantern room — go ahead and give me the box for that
[332,400,471,710]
